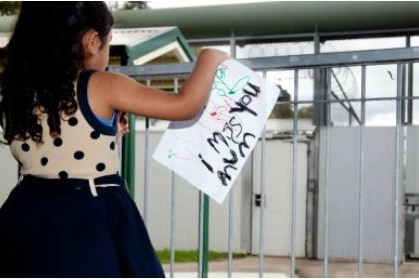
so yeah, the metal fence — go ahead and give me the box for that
[108,46,419,278]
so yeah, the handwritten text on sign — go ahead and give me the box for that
[153,59,280,203]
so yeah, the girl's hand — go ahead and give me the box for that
[118,112,129,136]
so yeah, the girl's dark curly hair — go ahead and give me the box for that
[0,2,113,144]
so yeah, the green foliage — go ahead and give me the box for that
[270,104,313,119]
[270,104,292,119]
[123,1,149,10]
[269,85,313,119]
[298,106,313,119]
[156,250,247,263]
[107,1,148,11]
[0,1,20,16]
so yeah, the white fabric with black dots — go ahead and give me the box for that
[10,71,119,179]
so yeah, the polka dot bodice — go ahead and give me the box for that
[10,70,120,179]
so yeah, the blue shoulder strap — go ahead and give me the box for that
[76,70,117,135]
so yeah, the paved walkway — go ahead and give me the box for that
[162,256,419,277]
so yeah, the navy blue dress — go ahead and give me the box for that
[0,175,165,277]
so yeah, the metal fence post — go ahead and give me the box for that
[198,192,210,278]
[122,113,136,197]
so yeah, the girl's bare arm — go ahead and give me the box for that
[88,49,229,121]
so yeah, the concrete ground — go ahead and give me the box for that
[162,256,419,278]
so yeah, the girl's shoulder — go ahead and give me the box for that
[81,70,142,120]
[87,70,147,102]
[86,71,133,93]
[82,70,125,83]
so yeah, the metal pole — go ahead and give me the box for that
[122,113,136,197]
[227,188,234,278]
[227,28,237,279]
[203,195,209,277]
[198,192,210,278]
[169,170,177,278]
[392,64,403,278]
[258,71,268,278]
[169,78,179,278]
[290,69,299,278]
[198,192,204,278]
[357,65,366,277]
[323,68,332,278]
[143,79,151,225]
[406,36,413,125]
[117,49,135,199]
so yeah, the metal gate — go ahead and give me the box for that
[107,46,419,277]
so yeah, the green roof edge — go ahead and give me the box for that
[125,27,196,65]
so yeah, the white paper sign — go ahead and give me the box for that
[153,59,280,203]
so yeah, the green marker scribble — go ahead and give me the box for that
[212,67,250,96]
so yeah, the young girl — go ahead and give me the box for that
[0,2,228,277]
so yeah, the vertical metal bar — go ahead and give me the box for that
[202,196,209,278]
[203,194,209,277]
[122,114,136,197]
[118,51,135,199]
[407,62,414,124]
[169,78,179,278]
[314,25,320,54]
[198,192,204,278]
[227,188,234,278]
[227,28,237,279]
[357,65,366,277]
[403,36,408,125]
[393,64,403,278]
[406,36,414,125]
[169,170,177,278]
[198,193,210,278]
[258,71,268,278]
[230,30,237,58]
[290,69,299,278]
[143,79,151,225]
[323,68,332,278]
